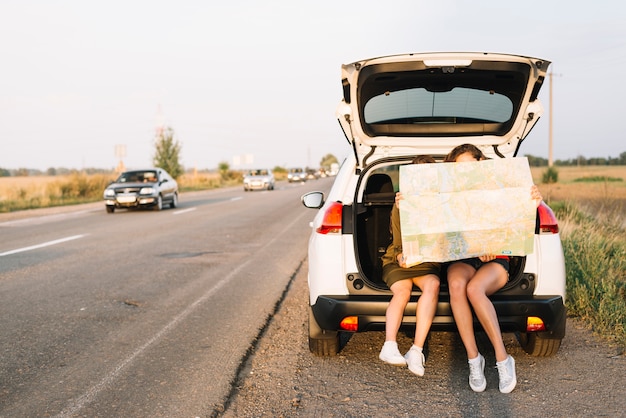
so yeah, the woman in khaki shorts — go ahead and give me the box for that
[378,155,441,377]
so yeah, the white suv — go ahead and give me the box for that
[302,52,566,357]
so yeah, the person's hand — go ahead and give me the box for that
[478,254,496,262]
[397,253,408,268]
[395,192,404,209]
[531,184,542,207]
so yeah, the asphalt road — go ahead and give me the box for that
[0,178,332,417]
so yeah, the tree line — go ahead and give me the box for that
[525,151,626,167]
[2,139,624,177]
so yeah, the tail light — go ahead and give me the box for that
[537,201,559,234]
[316,201,343,234]
[527,316,546,332]
[340,316,358,331]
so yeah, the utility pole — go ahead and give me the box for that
[115,144,126,173]
[548,71,554,167]
[548,71,562,167]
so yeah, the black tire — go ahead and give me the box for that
[308,307,340,356]
[518,332,562,356]
[106,206,115,213]
[154,195,163,211]
[170,193,178,209]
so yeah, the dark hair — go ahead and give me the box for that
[412,155,436,164]
[444,144,486,162]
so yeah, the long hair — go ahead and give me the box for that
[444,143,486,162]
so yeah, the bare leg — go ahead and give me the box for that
[447,262,479,359]
[385,279,412,342]
[466,263,509,362]
[412,274,440,347]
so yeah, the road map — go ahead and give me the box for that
[399,158,536,266]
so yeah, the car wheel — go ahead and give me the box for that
[170,193,178,209]
[517,332,562,356]
[308,307,340,356]
[154,195,163,211]
[106,206,114,213]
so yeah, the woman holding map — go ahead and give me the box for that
[444,143,542,394]
[378,155,442,377]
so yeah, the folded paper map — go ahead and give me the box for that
[399,158,536,266]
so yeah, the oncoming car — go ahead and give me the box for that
[287,168,307,183]
[243,169,275,191]
[301,52,566,358]
[103,168,178,213]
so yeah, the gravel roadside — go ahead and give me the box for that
[219,259,625,417]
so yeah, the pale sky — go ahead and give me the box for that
[1,0,625,171]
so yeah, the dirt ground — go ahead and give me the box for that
[218,259,626,418]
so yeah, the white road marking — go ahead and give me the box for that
[172,207,196,215]
[0,234,86,257]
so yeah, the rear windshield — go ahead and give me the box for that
[357,61,531,138]
[364,87,513,124]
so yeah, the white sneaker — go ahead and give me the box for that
[404,346,425,376]
[379,341,406,366]
[468,354,486,392]
[496,355,517,393]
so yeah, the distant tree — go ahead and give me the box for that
[524,154,548,167]
[218,161,230,172]
[218,161,231,181]
[153,126,183,179]
[0,168,9,177]
[319,154,338,170]
[46,167,57,176]
[273,166,286,174]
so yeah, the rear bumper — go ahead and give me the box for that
[311,294,566,338]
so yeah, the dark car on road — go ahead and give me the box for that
[103,168,178,213]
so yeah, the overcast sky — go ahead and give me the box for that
[1,0,624,171]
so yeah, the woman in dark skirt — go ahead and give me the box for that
[378,155,441,377]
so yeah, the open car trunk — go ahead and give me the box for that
[353,160,531,297]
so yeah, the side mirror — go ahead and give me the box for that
[301,191,325,209]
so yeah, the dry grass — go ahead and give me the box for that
[531,166,626,353]
[0,174,112,211]
[531,166,626,224]
[0,175,63,200]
